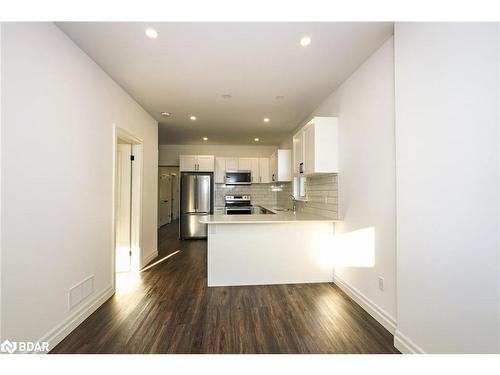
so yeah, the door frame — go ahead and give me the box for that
[112,126,144,291]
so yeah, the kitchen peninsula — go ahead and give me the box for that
[200,207,340,287]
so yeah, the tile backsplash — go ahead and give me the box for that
[215,174,338,219]
[277,174,338,219]
[215,183,277,207]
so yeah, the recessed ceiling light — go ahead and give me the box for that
[203,137,208,141]
[263,118,270,123]
[145,28,158,39]
[254,138,260,142]
[300,36,311,47]
[190,116,197,121]
[221,94,232,99]
[161,112,171,117]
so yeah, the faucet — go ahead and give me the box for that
[289,194,298,213]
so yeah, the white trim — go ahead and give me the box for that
[141,250,158,269]
[40,286,114,353]
[333,273,397,334]
[394,329,426,354]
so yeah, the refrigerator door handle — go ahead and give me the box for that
[194,175,198,211]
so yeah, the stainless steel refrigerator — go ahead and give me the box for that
[180,172,214,239]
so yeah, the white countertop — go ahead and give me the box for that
[200,205,340,224]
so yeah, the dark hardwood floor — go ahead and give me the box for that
[51,220,399,354]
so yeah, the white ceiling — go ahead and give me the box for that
[57,22,393,145]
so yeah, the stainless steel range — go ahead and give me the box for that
[224,195,252,215]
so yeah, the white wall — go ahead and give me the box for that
[1,23,158,346]
[394,23,500,353]
[280,38,397,332]
[159,144,277,165]
[0,23,3,341]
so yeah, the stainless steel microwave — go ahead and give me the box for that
[225,170,252,185]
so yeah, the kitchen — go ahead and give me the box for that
[172,117,340,286]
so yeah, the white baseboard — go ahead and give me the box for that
[394,330,425,354]
[333,273,397,334]
[39,286,114,353]
[142,250,158,268]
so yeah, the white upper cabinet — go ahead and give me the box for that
[238,158,253,171]
[293,117,338,176]
[211,155,274,184]
[271,149,292,182]
[179,155,215,172]
[258,158,270,183]
[225,158,238,171]
[250,158,260,184]
[215,157,226,183]
[197,155,215,172]
[179,155,197,172]
[293,132,304,175]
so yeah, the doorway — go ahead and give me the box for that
[158,166,180,227]
[114,128,143,290]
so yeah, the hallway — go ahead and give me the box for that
[50,223,398,354]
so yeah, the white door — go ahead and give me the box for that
[197,155,215,172]
[159,173,172,226]
[116,143,132,273]
[179,155,197,171]
[259,158,270,183]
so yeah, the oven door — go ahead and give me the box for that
[225,207,252,215]
[225,170,252,185]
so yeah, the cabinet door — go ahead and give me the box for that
[250,158,260,183]
[270,153,278,182]
[238,158,253,171]
[196,155,215,172]
[304,125,315,175]
[259,158,270,183]
[293,133,304,175]
[179,155,197,172]
[277,149,292,181]
[215,157,226,183]
[225,158,238,171]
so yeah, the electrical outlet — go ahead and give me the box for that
[378,276,384,291]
